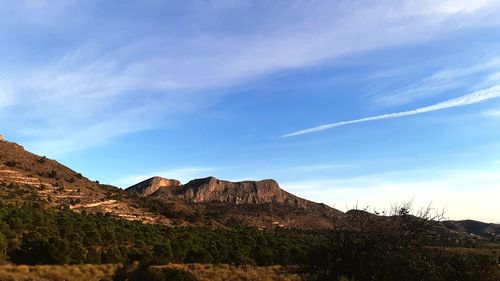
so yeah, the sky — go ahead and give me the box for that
[1,0,500,222]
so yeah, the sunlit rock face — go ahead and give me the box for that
[126,177,181,196]
[127,175,336,213]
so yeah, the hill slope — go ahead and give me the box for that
[0,138,171,224]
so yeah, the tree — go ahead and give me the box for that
[153,240,173,264]
[47,237,71,264]
[315,201,500,281]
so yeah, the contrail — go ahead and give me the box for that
[282,85,500,138]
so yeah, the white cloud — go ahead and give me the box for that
[435,0,493,14]
[282,85,500,137]
[282,168,500,223]
[368,58,500,107]
[2,0,500,154]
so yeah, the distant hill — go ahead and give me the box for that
[443,220,500,238]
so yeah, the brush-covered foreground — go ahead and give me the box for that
[0,264,118,281]
[0,202,499,280]
[0,263,305,281]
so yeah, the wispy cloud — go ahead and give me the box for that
[368,58,500,107]
[2,0,500,154]
[282,85,500,137]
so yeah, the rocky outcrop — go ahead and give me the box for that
[126,176,181,196]
[128,176,338,214]
[165,177,306,207]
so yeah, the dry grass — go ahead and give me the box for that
[0,263,306,281]
[157,263,306,281]
[0,264,118,281]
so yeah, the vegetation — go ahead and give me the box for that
[0,264,117,281]
[155,263,304,281]
[313,202,500,281]
[0,203,327,266]
[0,201,498,280]
[0,263,305,281]
[113,262,198,281]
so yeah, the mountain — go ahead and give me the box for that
[0,137,343,229]
[127,177,181,196]
[128,176,323,207]
[126,176,343,229]
[2,136,498,234]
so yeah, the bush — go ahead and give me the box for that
[314,202,500,281]
[113,263,198,281]
[4,161,17,167]
[47,171,58,178]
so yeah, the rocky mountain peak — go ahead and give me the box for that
[126,176,181,196]
[128,175,327,211]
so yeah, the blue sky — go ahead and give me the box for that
[1,0,500,222]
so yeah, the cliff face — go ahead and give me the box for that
[168,177,315,209]
[127,177,181,196]
[125,175,343,229]
[127,176,338,214]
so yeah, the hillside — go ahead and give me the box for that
[0,138,171,225]
[443,220,500,238]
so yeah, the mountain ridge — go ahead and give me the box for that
[1,137,499,234]
[127,176,333,210]
[126,175,344,229]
